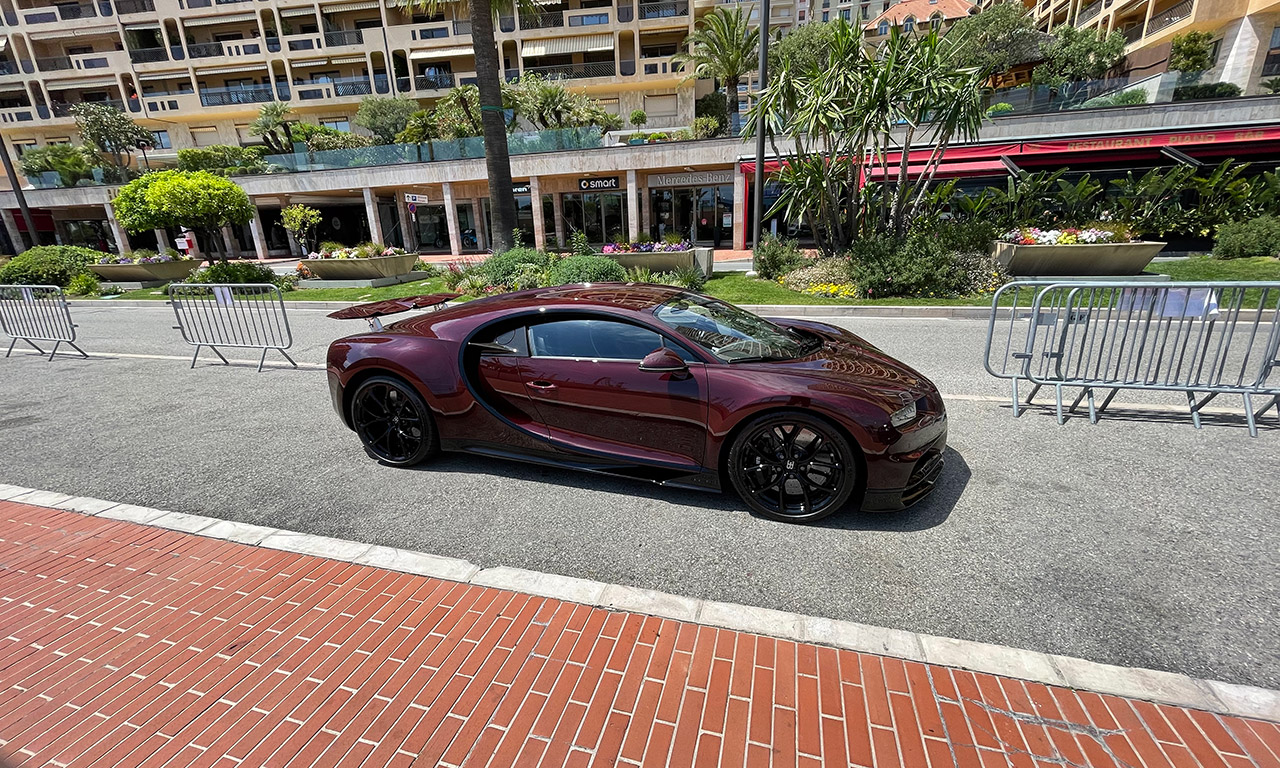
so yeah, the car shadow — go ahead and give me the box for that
[402,446,969,533]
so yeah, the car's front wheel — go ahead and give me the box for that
[727,413,859,523]
[350,375,438,466]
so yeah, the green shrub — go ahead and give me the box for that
[695,92,728,134]
[66,272,101,296]
[1172,82,1243,102]
[570,231,593,258]
[176,145,266,174]
[934,220,998,255]
[547,255,626,284]
[481,247,551,287]
[985,102,1014,117]
[186,260,293,290]
[318,240,345,253]
[753,235,807,280]
[846,233,967,299]
[1081,89,1148,109]
[690,116,722,140]
[780,259,854,292]
[19,144,97,187]
[629,109,647,128]
[1213,216,1280,259]
[0,245,105,287]
[672,265,707,291]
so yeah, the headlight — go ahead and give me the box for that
[889,401,917,428]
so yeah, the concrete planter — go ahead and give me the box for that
[602,248,713,279]
[303,253,419,280]
[89,259,201,283]
[992,240,1166,277]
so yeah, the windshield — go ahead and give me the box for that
[654,295,819,363]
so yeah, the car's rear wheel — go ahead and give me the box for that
[727,413,859,523]
[350,375,438,466]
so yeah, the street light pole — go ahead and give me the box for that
[750,0,770,258]
[0,133,38,252]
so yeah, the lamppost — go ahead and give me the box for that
[751,0,771,259]
[137,137,152,172]
[0,133,38,251]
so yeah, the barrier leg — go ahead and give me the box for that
[64,342,88,359]
[1243,393,1258,438]
[1253,394,1279,420]
[276,349,297,370]
[1068,388,1089,415]
[6,337,44,357]
[1087,389,1098,424]
[257,348,268,373]
[47,340,61,362]
[1024,383,1042,406]
[1096,388,1119,417]
[1187,391,1203,430]
[1054,384,1065,425]
[191,345,231,369]
[1011,378,1020,417]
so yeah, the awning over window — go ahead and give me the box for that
[138,71,190,82]
[328,55,368,64]
[279,6,317,16]
[44,78,115,90]
[322,0,378,11]
[522,33,612,58]
[186,12,255,26]
[123,22,161,30]
[409,46,474,60]
[196,63,269,75]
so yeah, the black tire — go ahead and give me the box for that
[350,375,439,466]
[727,412,859,523]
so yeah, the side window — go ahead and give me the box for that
[528,319,663,361]
[472,324,530,356]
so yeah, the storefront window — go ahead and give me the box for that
[561,192,626,247]
[415,204,449,251]
[648,184,734,247]
[514,193,536,247]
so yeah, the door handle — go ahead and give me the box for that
[528,380,556,390]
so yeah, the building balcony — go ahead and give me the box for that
[114,0,155,13]
[140,90,202,115]
[637,0,689,21]
[188,41,226,59]
[20,1,101,23]
[639,55,681,76]
[129,47,169,64]
[520,10,564,30]
[414,71,455,91]
[199,83,275,107]
[568,8,611,26]
[323,29,365,48]
[284,33,324,52]
[1076,0,1101,24]
[453,19,471,35]
[50,98,125,117]
[521,60,616,81]
[0,105,40,124]
[295,76,373,100]
[1145,0,1194,37]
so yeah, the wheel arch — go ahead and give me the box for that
[340,363,432,430]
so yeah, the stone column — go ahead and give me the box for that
[470,197,488,250]
[552,191,565,247]
[626,169,640,243]
[641,181,651,241]
[1218,13,1271,93]
[363,187,383,244]
[1,209,27,254]
[248,213,269,260]
[154,228,169,253]
[733,167,748,251]
[529,175,547,250]
[396,193,417,251]
[442,182,461,256]
[220,225,240,259]
[104,204,131,254]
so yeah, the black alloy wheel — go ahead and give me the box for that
[350,375,438,466]
[728,413,858,523]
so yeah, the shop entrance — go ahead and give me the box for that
[650,185,733,247]
[562,192,627,248]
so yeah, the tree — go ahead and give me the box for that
[508,74,615,132]
[249,102,297,154]
[947,2,1043,77]
[1169,30,1214,84]
[18,144,96,188]
[70,103,152,171]
[355,96,420,144]
[425,84,487,139]
[400,0,532,253]
[111,170,255,262]
[281,204,322,255]
[675,4,760,133]
[1033,26,1126,85]
[769,20,836,74]
[293,122,375,151]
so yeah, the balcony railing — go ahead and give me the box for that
[415,72,455,90]
[522,61,615,80]
[333,75,372,96]
[520,10,563,29]
[498,15,515,32]
[115,0,154,12]
[35,56,73,72]
[188,42,226,58]
[1147,0,1193,34]
[1121,24,1144,44]
[56,2,98,19]
[452,19,471,34]
[1076,0,1101,24]
[395,75,411,92]
[129,47,168,63]
[324,30,364,47]
[0,60,20,75]
[638,0,688,19]
[569,11,609,25]
[50,99,124,117]
[199,84,274,106]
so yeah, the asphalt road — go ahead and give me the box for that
[1,303,1276,689]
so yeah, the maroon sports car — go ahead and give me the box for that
[326,284,946,523]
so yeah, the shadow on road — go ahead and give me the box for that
[1007,402,1280,432]
[403,445,970,532]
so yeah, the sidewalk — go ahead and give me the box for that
[0,496,1276,768]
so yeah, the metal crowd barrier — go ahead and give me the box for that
[0,284,87,361]
[986,279,1280,436]
[168,283,297,372]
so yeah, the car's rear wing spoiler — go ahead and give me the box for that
[327,293,460,330]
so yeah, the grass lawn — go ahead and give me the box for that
[87,255,1280,307]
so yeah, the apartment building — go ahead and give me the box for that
[0,0,717,159]
[1011,0,1280,93]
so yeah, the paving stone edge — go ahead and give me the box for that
[3,483,1276,723]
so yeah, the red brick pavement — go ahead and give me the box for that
[0,500,1276,768]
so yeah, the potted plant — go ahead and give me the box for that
[647,132,669,144]
[303,243,420,280]
[599,236,712,278]
[628,110,647,145]
[89,248,201,283]
[992,226,1166,276]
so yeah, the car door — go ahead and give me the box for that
[521,316,709,469]
[466,324,550,450]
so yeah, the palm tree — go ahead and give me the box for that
[674,4,760,133]
[249,102,297,154]
[400,0,529,253]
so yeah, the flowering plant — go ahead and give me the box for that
[1001,226,1134,245]
[307,244,409,260]
[97,248,189,265]
[601,240,693,254]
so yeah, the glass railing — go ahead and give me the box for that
[980,70,1255,117]
[261,127,603,173]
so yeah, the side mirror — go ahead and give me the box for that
[639,347,688,373]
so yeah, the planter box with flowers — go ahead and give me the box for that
[300,245,421,286]
[599,241,713,279]
[89,252,200,286]
[993,227,1166,276]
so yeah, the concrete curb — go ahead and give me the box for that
[3,482,1277,723]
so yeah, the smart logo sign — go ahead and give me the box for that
[578,176,620,191]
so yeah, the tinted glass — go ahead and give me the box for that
[655,295,816,363]
[528,319,663,360]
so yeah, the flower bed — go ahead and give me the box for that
[1001,226,1135,245]
[993,227,1164,276]
[303,245,418,280]
[601,240,694,253]
[89,251,199,283]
